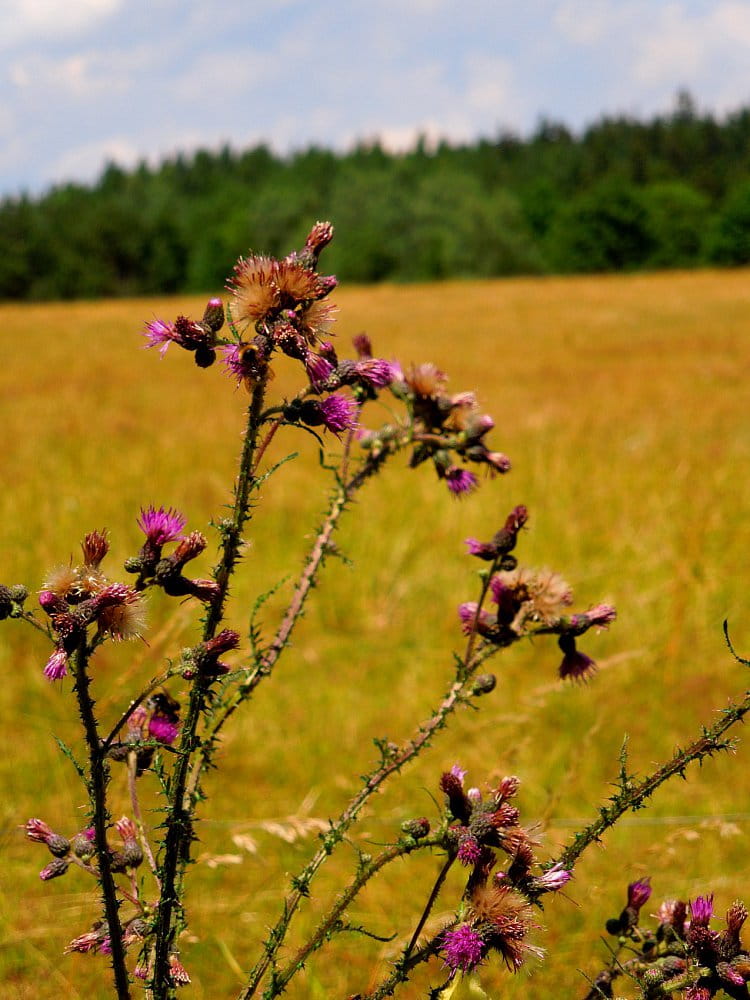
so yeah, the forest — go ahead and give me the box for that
[4,92,750,300]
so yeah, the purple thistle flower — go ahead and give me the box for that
[457,601,495,636]
[535,863,573,892]
[484,450,512,474]
[220,343,245,382]
[718,963,746,987]
[558,636,597,683]
[305,352,334,388]
[627,877,652,911]
[690,894,715,926]
[353,358,395,387]
[319,394,358,435]
[450,764,467,784]
[442,924,487,973]
[464,537,497,560]
[149,715,180,746]
[39,857,69,880]
[352,332,372,358]
[143,319,179,356]
[445,467,479,497]
[137,505,186,546]
[44,648,68,681]
[457,831,483,866]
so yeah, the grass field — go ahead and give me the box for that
[1,268,750,998]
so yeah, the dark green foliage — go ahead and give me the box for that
[6,94,750,299]
[544,182,654,272]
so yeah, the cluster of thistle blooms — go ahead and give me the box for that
[143,220,510,496]
[585,879,750,999]
[34,510,226,683]
[20,816,191,980]
[16,509,241,981]
[458,506,616,681]
[434,765,572,977]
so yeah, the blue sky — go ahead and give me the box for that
[2,0,750,198]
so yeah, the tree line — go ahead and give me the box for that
[4,92,750,300]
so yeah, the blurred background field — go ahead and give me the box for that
[1,268,750,998]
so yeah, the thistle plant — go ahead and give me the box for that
[7,222,750,999]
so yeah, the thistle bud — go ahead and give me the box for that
[194,345,216,368]
[472,673,496,695]
[202,297,225,332]
[401,817,431,839]
[39,857,69,880]
[0,585,13,619]
[46,833,71,858]
[305,221,334,255]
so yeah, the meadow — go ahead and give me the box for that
[1,268,749,998]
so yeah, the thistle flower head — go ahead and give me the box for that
[405,362,447,398]
[23,818,55,844]
[298,298,338,344]
[534,862,573,892]
[469,882,541,972]
[96,586,146,641]
[442,923,487,973]
[43,647,69,681]
[39,857,69,880]
[149,714,180,745]
[143,318,181,356]
[81,529,109,568]
[352,332,372,358]
[445,467,479,497]
[319,394,359,435]
[627,877,652,911]
[115,816,137,843]
[65,927,109,954]
[558,635,597,682]
[137,505,186,546]
[457,830,483,866]
[690,894,715,926]
[228,255,281,325]
[304,352,334,388]
[457,601,496,637]
[353,358,396,388]
[464,537,497,560]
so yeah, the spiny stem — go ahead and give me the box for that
[152,379,267,998]
[403,854,455,962]
[556,688,750,873]
[359,932,447,1000]
[239,646,496,999]
[270,834,447,996]
[72,641,131,1000]
[184,443,397,808]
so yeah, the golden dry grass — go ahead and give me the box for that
[1,269,750,998]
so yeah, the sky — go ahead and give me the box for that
[2,0,750,199]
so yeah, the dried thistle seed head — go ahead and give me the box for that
[404,362,447,399]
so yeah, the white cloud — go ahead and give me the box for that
[46,136,141,186]
[0,0,122,46]
[633,2,750,89]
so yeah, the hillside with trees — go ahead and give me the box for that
[4,92,750,300]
